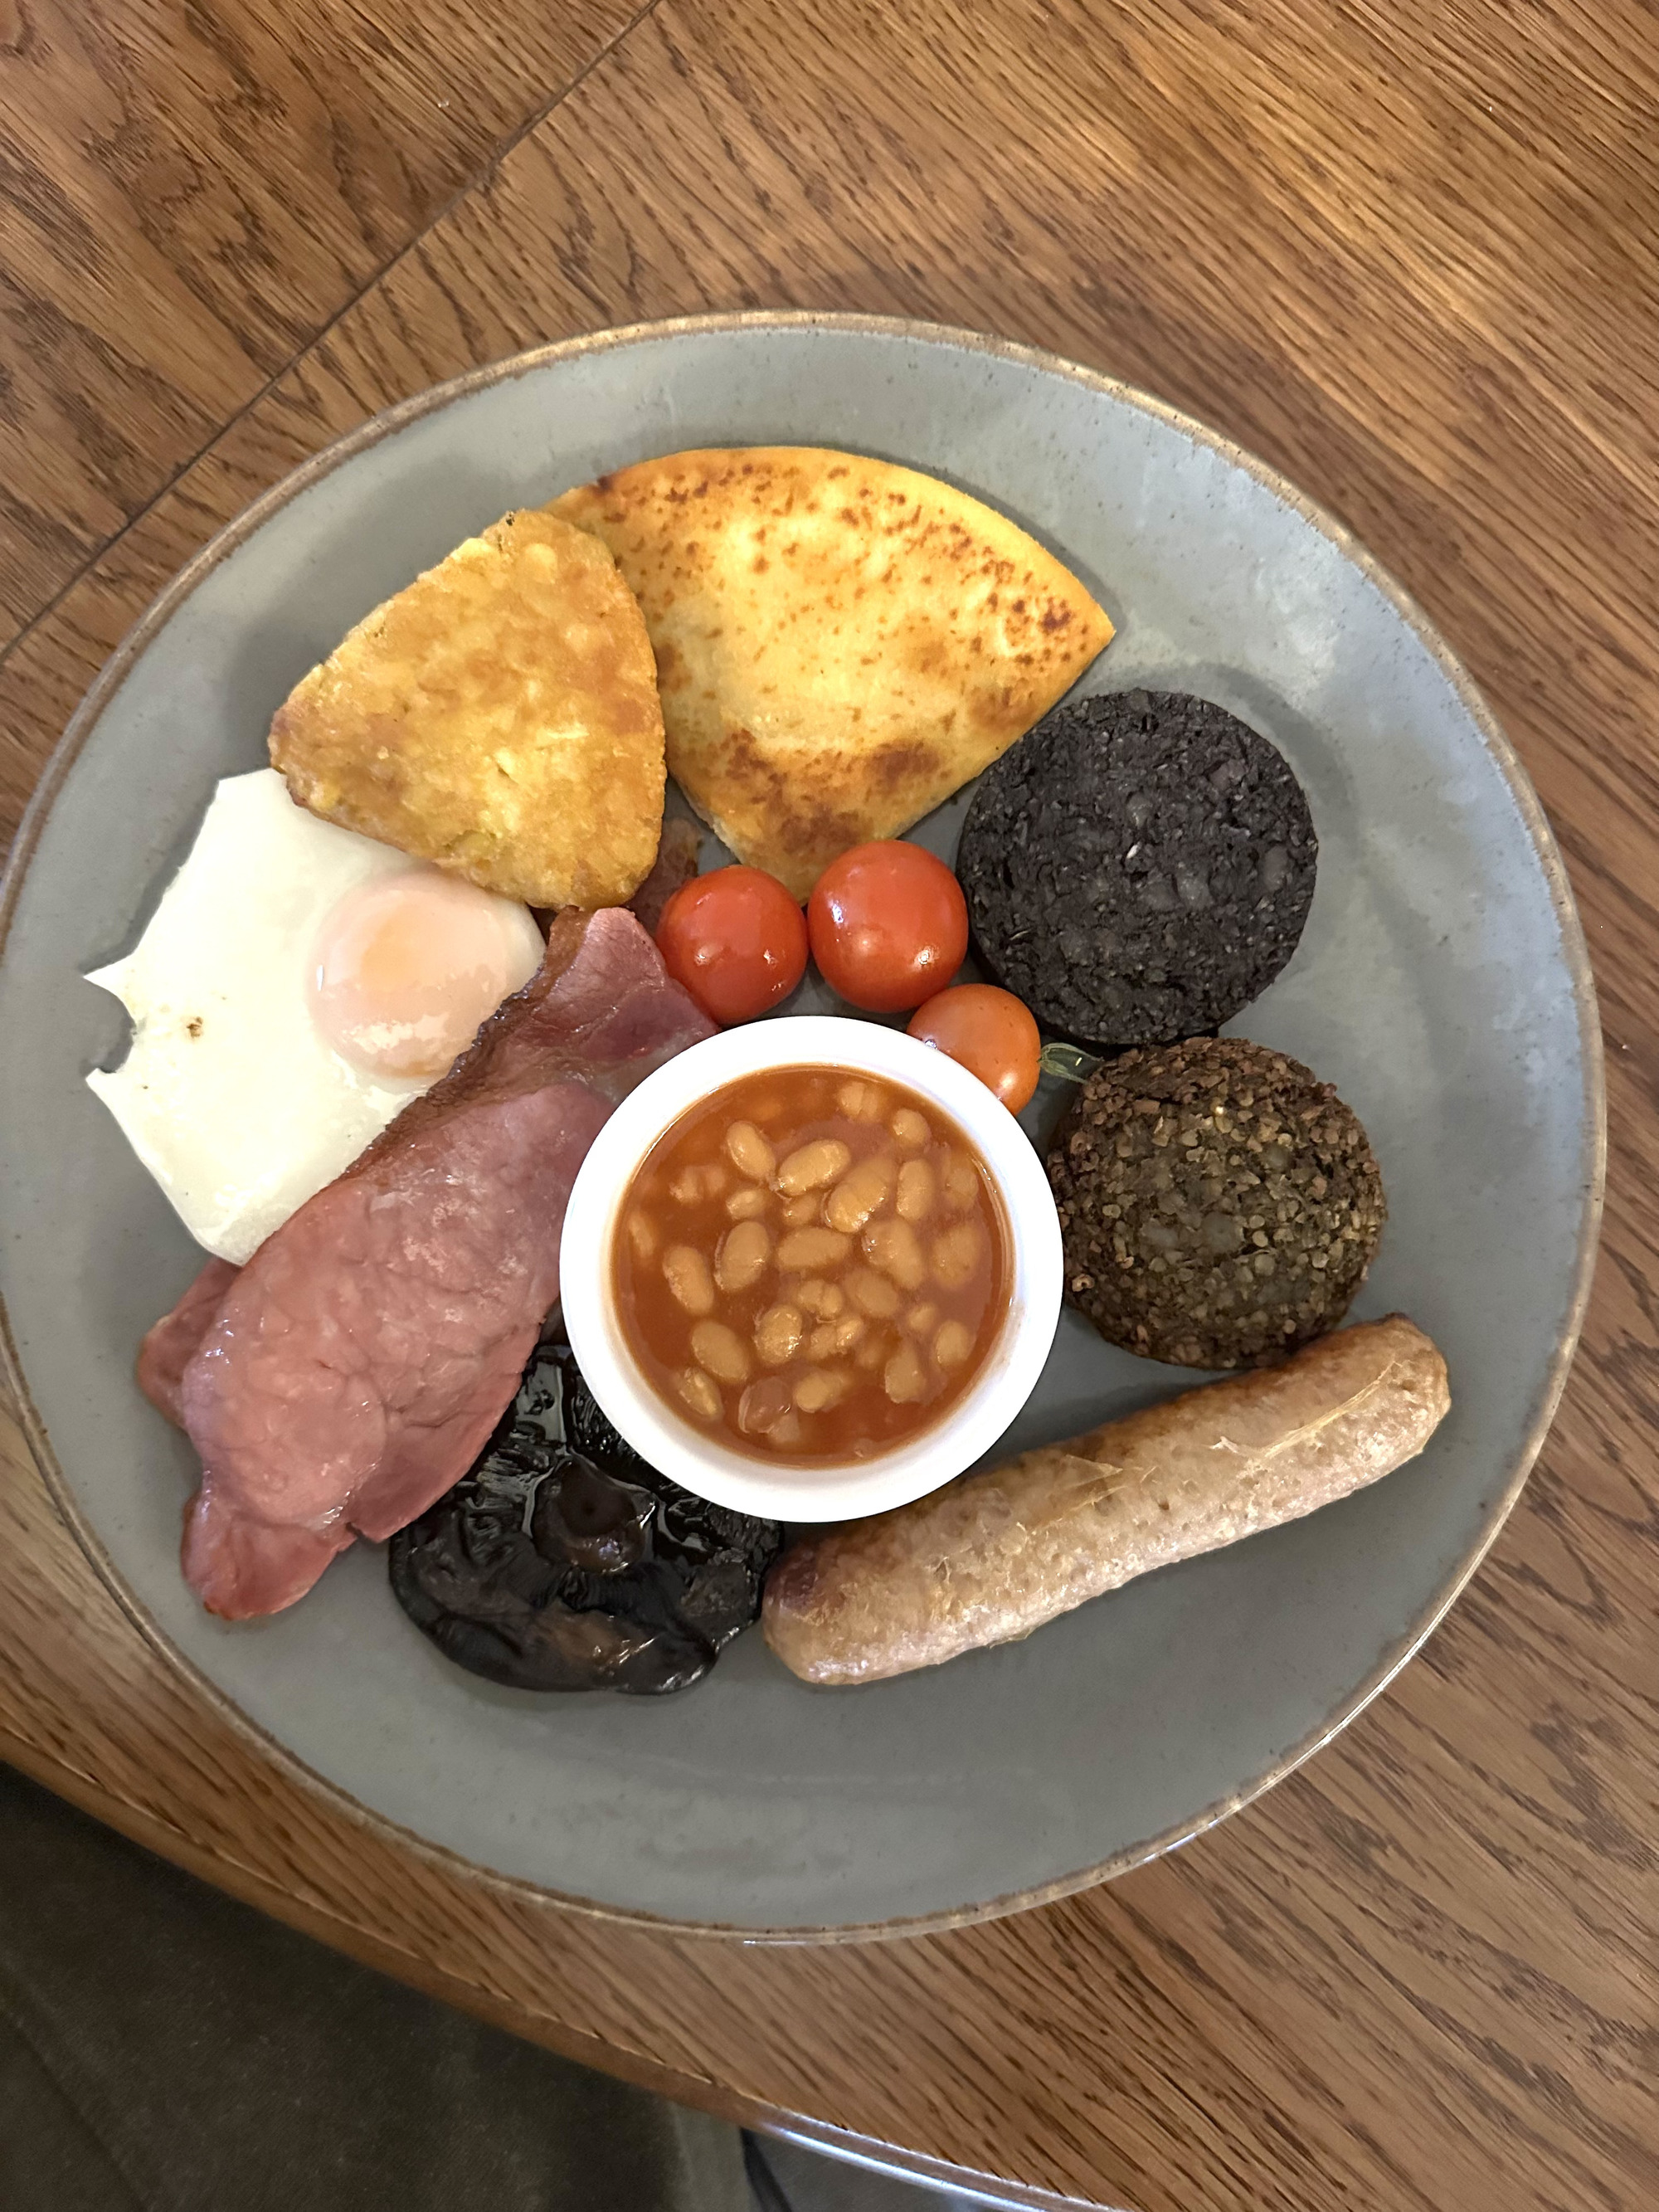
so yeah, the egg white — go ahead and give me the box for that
[85,769,538,1264]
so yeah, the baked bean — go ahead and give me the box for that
[663,1244,716,1315]
[884,1341,927,1402]
[754,1303,805,1366]
[675,1367,721,1421]
[778,1225,853,1272]
[715,1218,771,1294]
[896,1158,935,1223]
[617,1066,1009,1463]
[863,1216,927,1291]
[737,1377,793,1435]
[825,1155,895,1232]
[725,1120,776,1182]
[793,1367,849,1413]
[932,1220,984,1289]
[941,1152,979,1211]
[809,1313,864,1360]
[933,1318,975,1369]
[690,1318,751,1386]
[776,1138,853,1196]
[845,1266,901,1319]
[837,1079,887,1120]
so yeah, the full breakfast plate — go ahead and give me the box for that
[0,314,1602,1936]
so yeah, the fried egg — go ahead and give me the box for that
[86,769,544,1264]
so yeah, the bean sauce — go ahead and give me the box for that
[615,1069,1011,1463]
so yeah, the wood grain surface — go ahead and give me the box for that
[0,0,642,641]
[2,4,1656,2208]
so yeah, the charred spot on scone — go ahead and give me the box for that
[873,740,941,793]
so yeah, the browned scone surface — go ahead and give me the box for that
[554,446,1113,898]
[1048,1036,1387,1368]
[764,1314,1449,1685]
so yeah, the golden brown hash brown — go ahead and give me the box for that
[270,509,664,909]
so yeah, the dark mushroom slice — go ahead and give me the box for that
[389,1323,782,1693]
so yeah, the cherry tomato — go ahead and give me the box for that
[807,842,969,1012]
[907,984,1043,1110]
[655,866,808,1025]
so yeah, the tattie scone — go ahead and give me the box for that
[1047,1036,1385,1369]
[554,446,1113,899]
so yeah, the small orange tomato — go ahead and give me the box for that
[907,984,1042,1110]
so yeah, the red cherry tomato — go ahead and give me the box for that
[807,842,969,1013]
[907,984,1043,1110]
[655,866,808,1026]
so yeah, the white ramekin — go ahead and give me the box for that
[559,1015,1063,1523]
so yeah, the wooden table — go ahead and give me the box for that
[2,6,1654,2207]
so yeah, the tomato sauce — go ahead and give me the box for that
[613,1067,1011,1463]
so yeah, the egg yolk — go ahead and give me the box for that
[309,871,542,1080]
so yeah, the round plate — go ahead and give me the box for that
[0,315,1603,1937]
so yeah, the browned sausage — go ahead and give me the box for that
[763,1314,1449,1685]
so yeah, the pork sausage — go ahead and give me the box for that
[762,1314,1449,1685]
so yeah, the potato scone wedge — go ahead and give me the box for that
[270,509,664,909]
[553,448,1112,900]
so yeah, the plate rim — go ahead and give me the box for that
[0,309,1608,1942]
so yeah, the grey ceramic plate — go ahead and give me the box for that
[0,315,1603,1937]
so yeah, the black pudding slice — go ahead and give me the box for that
[957,689,1317,1047]
[389,1325,782,1694]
